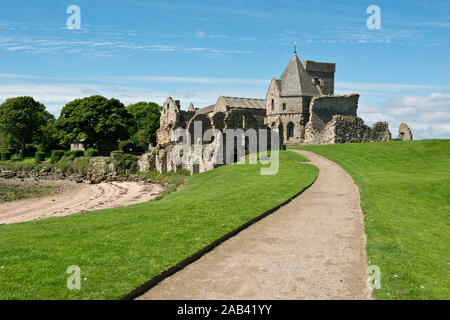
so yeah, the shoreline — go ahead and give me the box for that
[0,179,166,225]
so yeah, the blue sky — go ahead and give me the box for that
[0,0,449,139]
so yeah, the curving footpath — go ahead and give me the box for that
[138,150,371,300]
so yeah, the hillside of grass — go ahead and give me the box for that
[0,151,317,300]
[292,140,450,300]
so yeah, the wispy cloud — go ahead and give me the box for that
[0,73,267,86]
[0,20,250,57]
[271,21,448,46]
[96,75,267,85]
[195,30,228,39]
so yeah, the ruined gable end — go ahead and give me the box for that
[398,123,413,140]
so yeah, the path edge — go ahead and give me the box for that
[292,148,373,300]
[119,162,318,300]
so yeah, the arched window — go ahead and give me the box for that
[287,122,295,139]
[271,99,274,110]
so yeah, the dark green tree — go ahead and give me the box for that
[0,96,52,158]
[35,119,62,152]
[55,95,133,151]
[126,101,162,146]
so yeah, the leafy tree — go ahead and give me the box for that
[35,119,63,152]
[55,95,133,151]
[0,96,52,158]
[0,131,15,152]
[126,101,162,146]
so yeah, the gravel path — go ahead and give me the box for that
[0,181,165,225]
[138,150,371,300]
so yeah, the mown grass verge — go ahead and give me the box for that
[0,151,317,299]
[291,140,450,299]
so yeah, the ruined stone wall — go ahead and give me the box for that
[310,94,359,127]
[156,127,171,145]
[398,123,413,140]
[160,98,180,127]
[157,98,196,146]
[369,121,392,141]
[308,115,391,145]
[304,94,359,144]
[304,94,391,145]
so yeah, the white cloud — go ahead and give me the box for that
[0,74,448,140]
[0,81,266,115]
[359,93,450,139]
[336,82,450,93]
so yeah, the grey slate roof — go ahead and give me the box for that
[222,96,266,110]
[197,104,215,114]
[279,53,320,97]
[274,79,282,91]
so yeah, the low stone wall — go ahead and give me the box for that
[314,115,391,144]
[0,169,165,185]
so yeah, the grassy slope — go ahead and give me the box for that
[0,151,317,299]
[293,140,450,299]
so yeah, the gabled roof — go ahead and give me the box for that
[269,78,282,92]
[279,53,320,97]
[221,96,266,110]
[197,104,215,114]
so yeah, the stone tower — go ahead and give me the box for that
[302,60,336,95]
[266,52,324,145]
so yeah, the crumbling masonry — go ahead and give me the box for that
[144,51,411,174]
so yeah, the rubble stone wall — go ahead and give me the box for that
[308,115,391,145]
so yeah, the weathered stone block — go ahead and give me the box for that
[138,152,156,172]
[398,123,413,140]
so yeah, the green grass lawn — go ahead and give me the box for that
[0,151,317,299]
[292,140,450,300]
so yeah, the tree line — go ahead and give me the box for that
[0,95,162,159]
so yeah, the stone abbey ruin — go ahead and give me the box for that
[139,51,412,175]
